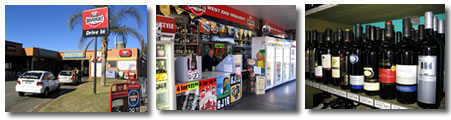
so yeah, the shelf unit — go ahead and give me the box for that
[174,19,200,57]
[306,80,445,109]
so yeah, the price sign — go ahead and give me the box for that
[359,96,374,106]
[328,87,336,95]
[347,92,359,101]
[391,104,408,109]
[320,85,329,91]
[306,80,312,86]
[312,82,320,88]
[336,90,347,97]
[374,100,391,109]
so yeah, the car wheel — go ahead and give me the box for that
[18,92,25,96]
[42,88,49,98]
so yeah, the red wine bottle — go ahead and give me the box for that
[315,32,324,82]
[417,11,444,109]
[350,24,364,93]
[364,26,380,96]
[306,31,311,80]
[379,21,396,100]
[438,20,445,45]
[310,30,318,81]
[396,18,417,104]
[340,29,352,89]
[332,29,343,86]
[322,29,333,84]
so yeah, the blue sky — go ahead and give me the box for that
[6,5,147,52]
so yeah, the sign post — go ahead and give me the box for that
[82,7,109,94]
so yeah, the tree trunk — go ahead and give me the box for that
[81,39,95,80]
[101,36,108,86]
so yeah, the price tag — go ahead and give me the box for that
[391,104,408,109]
[320,85,329,91]
[312,82,320,89]
[336,90,347,97]
[328,87,336,95]
[374,100,391,109]
[306,80,312,86]
[359,96,374,106]
[346,92,359,101]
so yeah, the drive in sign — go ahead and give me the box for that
[83,7,109,37]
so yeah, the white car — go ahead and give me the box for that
[16,71,60,97]
[58,70,80,84]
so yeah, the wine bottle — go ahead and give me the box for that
[315,32,324,82]
[396,18,417,104]
[340,29,352,89]
[332,29,343,86]
[306,31,311,79]
[379,21,396,100]
[396,32,402,45]
[364,26,380,96]
[322,29,333,84]
[310,30,318,81]
[438,20,445,45]
[417,11,443,109]
[350,24,364,93]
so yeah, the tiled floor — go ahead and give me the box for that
[226,80,297,110]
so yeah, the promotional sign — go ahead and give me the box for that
[106,70,116,78]
[187,54,200,81]
[176,81,200,110]
[216,74,231,110]
[38,49,58,58]
[230,73,242,103]
[256,76,266,95]
[83,7,109,37]
[118,61,137,70]
[156,15,176,41]
[263,21,286,36]
[199,78,217,110]
[127,80,141,112]
[110,83,128,112]
[63,52,84,58]
[119,49,132,57]
[186,5,256,29]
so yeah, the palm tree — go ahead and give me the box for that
[68,5,145,86]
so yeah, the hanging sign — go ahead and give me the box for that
[263,21,286,35]
[83,7,109,37]
[174,6,184,15]
[185,5,256,29]
[156,15,176,33]
[160,5,171,16]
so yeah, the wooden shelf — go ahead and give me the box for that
[306,80,445,109]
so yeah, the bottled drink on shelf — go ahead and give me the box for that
[417,11,444,109]
[306,31,311,80]
[363,26,380,96]
[349,24,364,93]
[310,30,318,81]
[315,31,324,82]
[438,20,445,45]
[322,29,333,84]
[396,18,418,104]
[379,21,396,100]
[340,29,352,89]
[332,29,343,86]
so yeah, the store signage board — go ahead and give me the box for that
[120,49,132,57]
[156,15,176,33]
[264,21,286,35]
[63,52,84,58]
[106,70,116,78]
[83,7,109,37]
[38,49,58,58]
[346,92,359,101]
[391,104,408,109]
[110,83,128,112]
[118,61,137,70]
[374,100,391,109]
[185,5,256,29]
[359,96,374,106]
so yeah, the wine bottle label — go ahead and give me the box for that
[396,85,416,92]
[315,66,323,78]
[322,54,331,69]
[332,69,340,78]
[396,64,417,85]
[363,67,375,78]
[332,56,340,68]
[364,82,380,91]
[418,56,437,104]
[350,75,364,89]
[379,68,396,83]
[349,54,359,64]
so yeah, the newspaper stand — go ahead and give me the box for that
[110,83,128,112]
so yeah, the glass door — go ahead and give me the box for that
[283,42,291,82]
[156,42,175,110]
[266,44,275,88]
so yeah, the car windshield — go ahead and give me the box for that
[59,71,72,76]
[19,73,42,79]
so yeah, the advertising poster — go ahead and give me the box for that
[176,81,200,110]
[110,83,128,112]
[216,74,230,110]
[187,54,200,81]
[256,76,266,95]
[230,84,241,103]
[199,78,217,110]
